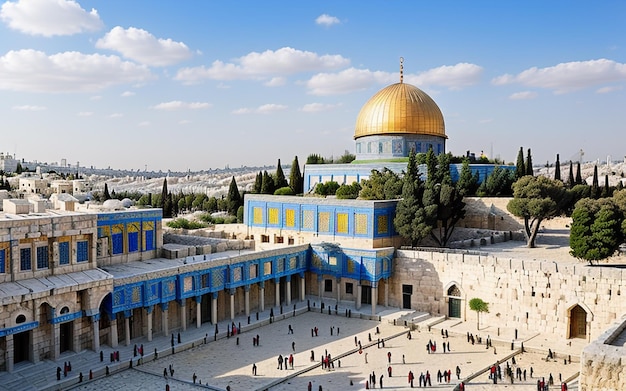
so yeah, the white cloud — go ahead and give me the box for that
[509,91,538,100]
[138,121,150,127]
[90,95,101,100]
[264,77,286,87]
[596,85,622,94]
[306,68,391,95]
[306,63,482,95]
[77,111,93,116]
[109,113,123,118]
[175,47,349,83]
[232,104,287,115]
[0,0,103,36]
[479,118,493,124]
[299,102,342,112]
[0,49,153,93]
[96,26,192,66]
[492,59,626,94]
[152,101,212,110]
[12,104,46,111]
[179,119,191,125]
[121,91,135,97]
[406,63,483,90]
[316,14,340,27]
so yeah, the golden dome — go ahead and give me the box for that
[354,82,446,140]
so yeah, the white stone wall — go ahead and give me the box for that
[580,315,626,391]
[391,250,626,341]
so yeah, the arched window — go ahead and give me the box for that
[447,285,461,297]
[60,306,70,315]
[16,314,26,324]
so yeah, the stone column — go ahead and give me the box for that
[211,292,218,325]
[318,275,323,302]
[230,290,235,321]
[356,284,362,310]
[275,279,281,308]
[286,276,292,306]
[73,319,80,352]
[244,286,250,317]
[52,322,60,359]
[92,313,101,351]
[145,306,153,342]
[299,273,306,302]
[195,296,202,329]
[336,278,341,305]
[161,303,169,337]
[259,282,265,312]
[371,286,378,316]
[384,280,389,307]
[180,300,187,331]
[124,312,131,346]
[6,334,13,373]
[110,318,119,348]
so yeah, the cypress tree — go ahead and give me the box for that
[525,148,533,176]
[261,171,275,194]
[289,156,303,194]
[227,176,241,215]
[515,147,525,179]
[160,178,168,210]
[425,146,437,185]
[568,161,575,188]
[103,183,111,200]
[591,165,599,199]
[254,171,263,193]
[575,162,582,184]
[554,154,561,181]
[275,159,288,189]
[601,174,610,198]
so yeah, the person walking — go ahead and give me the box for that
[387,351,391,363]
[252,363,257,375]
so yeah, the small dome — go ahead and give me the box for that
[354,82,446,140]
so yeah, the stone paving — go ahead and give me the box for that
[60,306,582,391]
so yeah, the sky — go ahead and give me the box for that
[0,0,625,172]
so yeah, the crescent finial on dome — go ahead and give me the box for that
[400,57,404,84]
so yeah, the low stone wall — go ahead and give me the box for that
[580,315,626,391]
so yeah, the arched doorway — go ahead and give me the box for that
[447,285,462,318]
[58,307,73,353]
[13,315,30,363]
[569,305,587,339]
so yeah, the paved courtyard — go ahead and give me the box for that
[63,308,582,391]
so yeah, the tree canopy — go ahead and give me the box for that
[570,197,623,264]
[507,175,567,248]
[468,298,489,330]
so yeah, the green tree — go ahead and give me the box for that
[575,162,582,184]
[507,176,567,248]
[358,168,403,200]
[335,151,356,164]
[160,178,168,210]
[306,154,325,164]
[525,148,533,176]
[394,149,435,246]
[515,147,525,179]
[103,183,111,200]
[253,171,263,193]
[570,198,623,264]
[236,205,244,223]
[335,182,361,199]
[275,159,288,189]
[457,159,479,196]
[261,171,275,194]
[567,161,575,188]
[554,154,561,181]
[477,166,515,196]
[16,162,23,174]
[314,181,340,196]
[425,147,437,184]
[591,165,600,199]
[289,156,303,194]
[468,298,489,330]
[227,176,242,215]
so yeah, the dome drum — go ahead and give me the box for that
[355,134,446,161]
